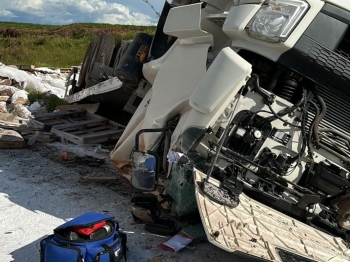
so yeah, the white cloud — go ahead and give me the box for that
[0,0,157,25]
[0,10,18,18]
[97,12,155,25]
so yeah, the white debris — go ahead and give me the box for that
[0,64,47,92]
[13,103,32,119]
[28,101,41,112]
[11,90,28,105]
[0,85,19,96]
[167,150,184,164]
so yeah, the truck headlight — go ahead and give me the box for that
[245,0,309,42]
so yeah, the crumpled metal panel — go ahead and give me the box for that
[194,168,350,262]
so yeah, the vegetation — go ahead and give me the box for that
[26,89,69,112]
[0,22,156,68]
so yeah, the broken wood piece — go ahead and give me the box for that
[0,102,7,113]
[34,108,86,121]
[0,79,12,86]
[0,85,19,96]
[0,112,16,122]
[0,128,25,149]
[17,64,35,71]
[0,96,9,102]
[53,118,108,130]
[13,104,32,119]
[21,131,55,143]
[56,103,100,114]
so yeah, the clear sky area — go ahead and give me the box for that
[0,0,165,25]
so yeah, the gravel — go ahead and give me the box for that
[0,143,254,262]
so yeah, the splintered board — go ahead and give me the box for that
[33,108,125,145]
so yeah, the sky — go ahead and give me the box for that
[0,0,167,25]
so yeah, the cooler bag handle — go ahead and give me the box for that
[101,242,127,262]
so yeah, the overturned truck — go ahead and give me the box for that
[110,0,350,261]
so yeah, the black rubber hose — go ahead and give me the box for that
[250,74,274,104]
[287,100,308,164]
[319,143,350,163]
[266,103,301,128]
[319,128,350,143]
[275,88,307,117]
[208,140,315,195]
[306,100,319,156]
[327,134,350,151]
[310,85,326,145]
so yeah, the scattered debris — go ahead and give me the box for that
[160,232,193,253]
[0,128,25,149]
[74,156,105,167]
[0,95,9,102]
[32,108,124,145]
[11,89,28,105]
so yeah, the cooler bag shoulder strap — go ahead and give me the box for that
[101,231,127,262]
[101,244,118,262]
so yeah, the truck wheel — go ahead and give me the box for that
[109,40,122,68]
[77,40,98,89]
[85,33,115,84]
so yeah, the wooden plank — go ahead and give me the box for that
[82,129,124,144]
[80,129,124,139]
[54,118,108,130]
[83,134,123,144]
[60,125,102,133]
[35,108,86,120]
[86,112,126,128]
[51,128,83,145]
[39,116,95,126]
[69,126,110,135]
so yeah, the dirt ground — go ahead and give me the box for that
[0,143,255,262]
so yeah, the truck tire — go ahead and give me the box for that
[77,40,98,89]
[85,33,115,84]
[109,40,122,68]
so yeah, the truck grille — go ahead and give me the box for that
[306,85,350,156]
[336,29,350,60]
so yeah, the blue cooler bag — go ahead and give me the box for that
[40,212,127,262]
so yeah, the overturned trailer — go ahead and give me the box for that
[110,0,350,261]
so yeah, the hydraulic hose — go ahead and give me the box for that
[287,100,308,164]
[310,85,326,144]
[307,100,319,154]
[275,88,307,117]
[266,103,301,128]
[319,128,350,143]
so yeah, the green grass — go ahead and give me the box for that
[0,22,156,68]
[27,89,69,112]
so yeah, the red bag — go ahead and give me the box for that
[72,221,106,235]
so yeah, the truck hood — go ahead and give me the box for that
[323,0,350,12]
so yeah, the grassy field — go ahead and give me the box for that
[0,22,156,68]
